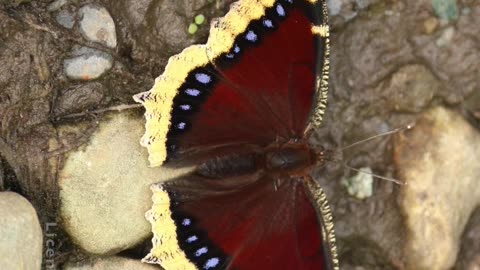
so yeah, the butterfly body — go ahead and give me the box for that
[135,0,338,269]
[196,139,322,180]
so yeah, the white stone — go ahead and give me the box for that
[341,167,374,199]
[327,0,342,16]
[436,26,455,47]
[79,5,117,48]
[64,46,113,80]
[56,10,75,29]
[47,0,68,12]
[0,192,42,270]
[59,113,193,255]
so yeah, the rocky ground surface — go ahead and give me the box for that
[0,0,479,269]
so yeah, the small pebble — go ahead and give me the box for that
[79,5,117,48]
[327,0,342,16]
[432,0,458,22]
[436,26,455,47]
[423,17,439,34]
[461,7,471,15]
[47,0,68,12]
[64,46,113,80]
[341,167,374,199]
[355,0,370,9]
[55,9,75,29]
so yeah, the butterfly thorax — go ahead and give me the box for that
[263,141,319,177]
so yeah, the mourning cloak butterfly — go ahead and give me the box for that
[134,0,337,269]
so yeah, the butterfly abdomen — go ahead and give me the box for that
[196,152,258,179]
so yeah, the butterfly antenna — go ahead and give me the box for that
[331,123,415,186]
[340,124,414,152]
[342,162,406,185]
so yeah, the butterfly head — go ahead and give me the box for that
[313,145,334,168]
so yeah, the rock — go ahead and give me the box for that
[423,17,439,34]
[64,256,159,270]
[79,5,117,48]
[59,113,193,255]
[47,0,68,12]
[378,64,438,113]
[327,0,342,16]
[64,46,113,80]
[55,10,75,29]
[436,26,455,47]
[393,107,480,270]
[341,167,373,199]
[53,82,105,117]
[411,4,480,103]
[432,0,458,22]
[332,2,414,95]
[0,192,42,270]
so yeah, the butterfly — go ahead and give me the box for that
[133,0,338,269]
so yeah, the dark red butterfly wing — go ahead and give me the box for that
[135,0,336,269]
[143,174,338,270]
[133,0,329,166]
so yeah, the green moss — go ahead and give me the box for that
[194,14,206,25]
[188,23,198,35]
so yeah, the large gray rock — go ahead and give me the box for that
[63,256,159,270]
[394,107,480,270]
[0,192,42,270]
[59,113,192,255]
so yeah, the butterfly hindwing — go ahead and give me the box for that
[144,174,337,270]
